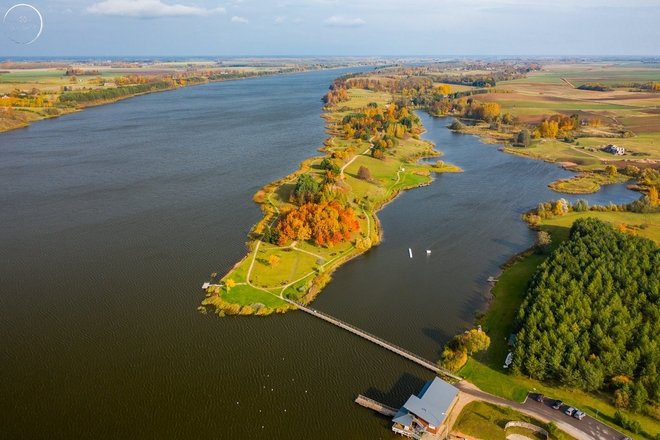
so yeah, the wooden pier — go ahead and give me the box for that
[283,299,462,381]
[355,394,398,417]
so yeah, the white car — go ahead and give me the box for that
[564,407,576,416]
[573,410,586,420]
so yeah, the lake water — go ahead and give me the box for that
[0,69,638,439]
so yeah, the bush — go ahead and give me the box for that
[516,128,532,147]
[357,165,372,181]
[440,347,467,372]
[535,230,552,254]
[614,410,642,433]
[449,119,465,130]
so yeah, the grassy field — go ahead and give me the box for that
[454,401,576,440]
[548,172,629,194]
[460,211,660,439]
[474,63,660,179]
[204,88,460,315]
[0,62,310,132]
[540,210,660,243]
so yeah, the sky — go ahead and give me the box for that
[1,0,659,57]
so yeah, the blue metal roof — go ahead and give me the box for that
[392,410,414,427]
[399,377,458,428]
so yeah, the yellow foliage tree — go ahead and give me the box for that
[649,186,659,206]
[481,102,501,121]
[268,255,281,267]
[539,120,559,138]
[440,347,467,372]
[225,279,236,291]
[435,84,451,95]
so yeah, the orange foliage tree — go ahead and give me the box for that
[276,201,360,247]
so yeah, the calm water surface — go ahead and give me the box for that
[0,70,638,439]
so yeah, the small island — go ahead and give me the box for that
[202,83,460,316]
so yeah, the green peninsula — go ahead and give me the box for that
[202,85,460,316]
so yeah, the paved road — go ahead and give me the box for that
[523,393,624,440]
[452,383,626,440]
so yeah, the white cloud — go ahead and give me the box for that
[274,15,286,23]
[231,15,249,23]
[87,0,226,18]
[324,15,365,27]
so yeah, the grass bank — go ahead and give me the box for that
[548,172,630,194]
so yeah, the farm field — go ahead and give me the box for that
[0,61,332,132]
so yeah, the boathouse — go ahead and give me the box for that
[391,377,459,439]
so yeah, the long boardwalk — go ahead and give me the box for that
[284,299,462,381]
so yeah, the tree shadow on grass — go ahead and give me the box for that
[275,183,295,204]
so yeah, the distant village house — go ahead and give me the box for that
[603,144,625,155]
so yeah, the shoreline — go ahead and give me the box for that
[203,89,461,316]
[448,122,641,196]
[0,66,354,134]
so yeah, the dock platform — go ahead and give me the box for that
[355,395,398,417]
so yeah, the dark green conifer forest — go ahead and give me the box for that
[512,218,659,412]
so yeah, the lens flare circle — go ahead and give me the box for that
[3,4,43,45]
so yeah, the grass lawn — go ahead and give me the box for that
[219,284,286,308]
[460,211,660,439]
[548,172,629,194]
[454,401,575,440]
[504,142,602,169]
[249,247,319,289]
[578,133,660,160]
[540,211,660,244]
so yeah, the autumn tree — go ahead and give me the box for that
[538,120,559,138]
[439,346,467,372]
[435,84,451,95]
[320,158,340,176]
[459,329,491,355]
[536,230,552,254]
[605,165,618,176]
[276,201,360,247]
[267,255,281,267]
[480,102,501,122]
[357,165,372,181]
[648,186,659,206]
[552,199,567,216]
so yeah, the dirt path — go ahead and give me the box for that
[560,77,575,88]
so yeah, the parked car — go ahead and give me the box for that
[552,400,562,410]
[564,407,576,416]
[535,393,544,402]
[573,410,586,420]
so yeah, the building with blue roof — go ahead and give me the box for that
[392,377,459,439]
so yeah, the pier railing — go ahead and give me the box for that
[285,299,462,381]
